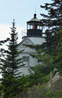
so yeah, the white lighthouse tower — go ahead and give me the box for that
[18,14,45,75]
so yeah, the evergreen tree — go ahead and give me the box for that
[53,27,62,73]
[0,20,24,98]
[40,0,62,55]
[0,38,10,57]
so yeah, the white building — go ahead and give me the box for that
[18,14,45,75]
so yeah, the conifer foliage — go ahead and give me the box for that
[54,27,62,73]
[40,0,62,54]
[41,0,62,32]
[40,0,62,73]
[0,20,23,98]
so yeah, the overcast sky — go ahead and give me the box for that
[0,0,52,42]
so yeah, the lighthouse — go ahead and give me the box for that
[18,14,45,75]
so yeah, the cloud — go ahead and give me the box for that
[0,24,26,43]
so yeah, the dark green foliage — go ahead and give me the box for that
[17,79,62,98]
[35,49,54,73]
[18,67,49,92]
[53,27,62,73]
[0,38,10,59]
[40,0,62,55]
[0,20,24,98]
[40,0,62,75]
[41,0,62,29]
[0,84,3,97]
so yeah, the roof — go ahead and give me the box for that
[27,14,41,24]
[19,37,34,47]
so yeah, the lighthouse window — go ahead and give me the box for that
[27,25,33,29]
[40,26,42,29]
[27,25,30,29]
[30,25,32,29]
[23,56,29,62]
[37,26,42,30]
[23,56,29,66]
[37,26,40,29]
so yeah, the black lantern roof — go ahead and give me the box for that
[27,14,41,25]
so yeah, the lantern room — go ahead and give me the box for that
[27,14,42,37]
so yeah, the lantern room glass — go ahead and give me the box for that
[27,24,42,30]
